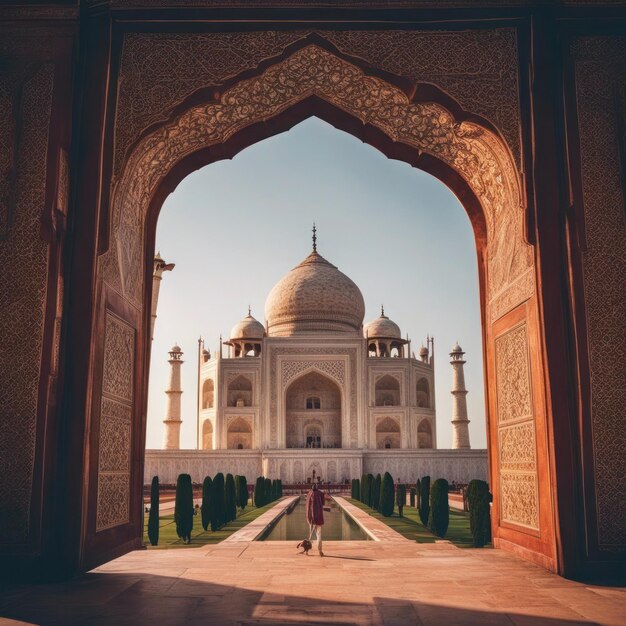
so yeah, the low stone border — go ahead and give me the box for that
[222,496,299,543]
[333,496,409,543]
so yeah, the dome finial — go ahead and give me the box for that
[312,222,317,253]
[381,304,385,317]
[248,304,251,316]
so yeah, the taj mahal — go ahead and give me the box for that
[145,231,487,485]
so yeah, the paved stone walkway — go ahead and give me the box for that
[1,501,624,625]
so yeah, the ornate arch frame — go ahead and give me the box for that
[283,366,344,449]
[85,39,556,573]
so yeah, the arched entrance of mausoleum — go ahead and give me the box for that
[77,39,558,575]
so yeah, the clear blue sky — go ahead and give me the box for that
[146,117,486,450]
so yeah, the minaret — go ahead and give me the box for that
[450,343,471,449]
[163,344,183,450]
[151,253,175,341]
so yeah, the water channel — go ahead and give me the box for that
[258,496,371,541]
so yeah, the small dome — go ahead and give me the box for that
[230,312,265,341]
[451,342,463,353]
[364,308,401,339]
[170,344,182,355]
[419,344,429,357]
[265,250,365,336]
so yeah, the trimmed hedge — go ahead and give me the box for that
[396,482,407,517]
[211,472,225,531]
[201,475,213,531]
[380,472,395,517]
[467,479,492,547]
[428,478,449,538]
[419,476,431,526]
[225,473,237,523]
[147,475,159,546]
[174,473,194,543]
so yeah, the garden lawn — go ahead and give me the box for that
[143,500,279,549]
[347,499,491,548]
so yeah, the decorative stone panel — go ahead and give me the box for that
[96,312,134,532]
[495,324,532,424]
[0,64,54,543]
[499,472,539,530]
[495,322,539,531]
[572,36,626,551]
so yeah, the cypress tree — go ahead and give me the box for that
[367,473,375,507]
[354,478,360,501]
[174,473,194,543]
[428,478,449,538]
[225,473,237,523]
[409,487,416,508]
[271,478,278,501]
[467,479,491,547]
[212,472,225,530]
[380,472,395,517]
[147,475,159,546]
[277,479,283,498]
[237,475,248,510]
[265,477,272,503]
[419,476,431,526]
[201,475,213,531]
[372,474,382,511]
[254,476,265,507]
[396,482,407,517]
[360,474,367,503]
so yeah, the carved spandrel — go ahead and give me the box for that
[104,45,530,326]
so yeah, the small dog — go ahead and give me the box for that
[296,539,312,555]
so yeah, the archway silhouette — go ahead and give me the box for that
[85,40,555,574]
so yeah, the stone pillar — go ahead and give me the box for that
[151,253,174,341]
[450,343,471,449]
[163,345,183,449]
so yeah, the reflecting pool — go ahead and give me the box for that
[258,496,370,541]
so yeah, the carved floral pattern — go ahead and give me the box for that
[282,359,345,386]
[572,36,626,550]
[0,65,53,542]
[499,421,536,472]
[500,471,539,530]
[495,324,532,424]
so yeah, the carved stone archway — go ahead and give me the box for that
[87,41,555,573]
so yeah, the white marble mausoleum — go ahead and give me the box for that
[145,235,487,485]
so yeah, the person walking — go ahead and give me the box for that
[305,482,326,556]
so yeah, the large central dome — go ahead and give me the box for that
[265,249,365,336]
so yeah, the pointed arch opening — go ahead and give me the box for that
[285,370,342,449]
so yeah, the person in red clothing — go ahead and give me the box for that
[305,482,326,556]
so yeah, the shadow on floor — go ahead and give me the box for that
[0,571,598,625]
